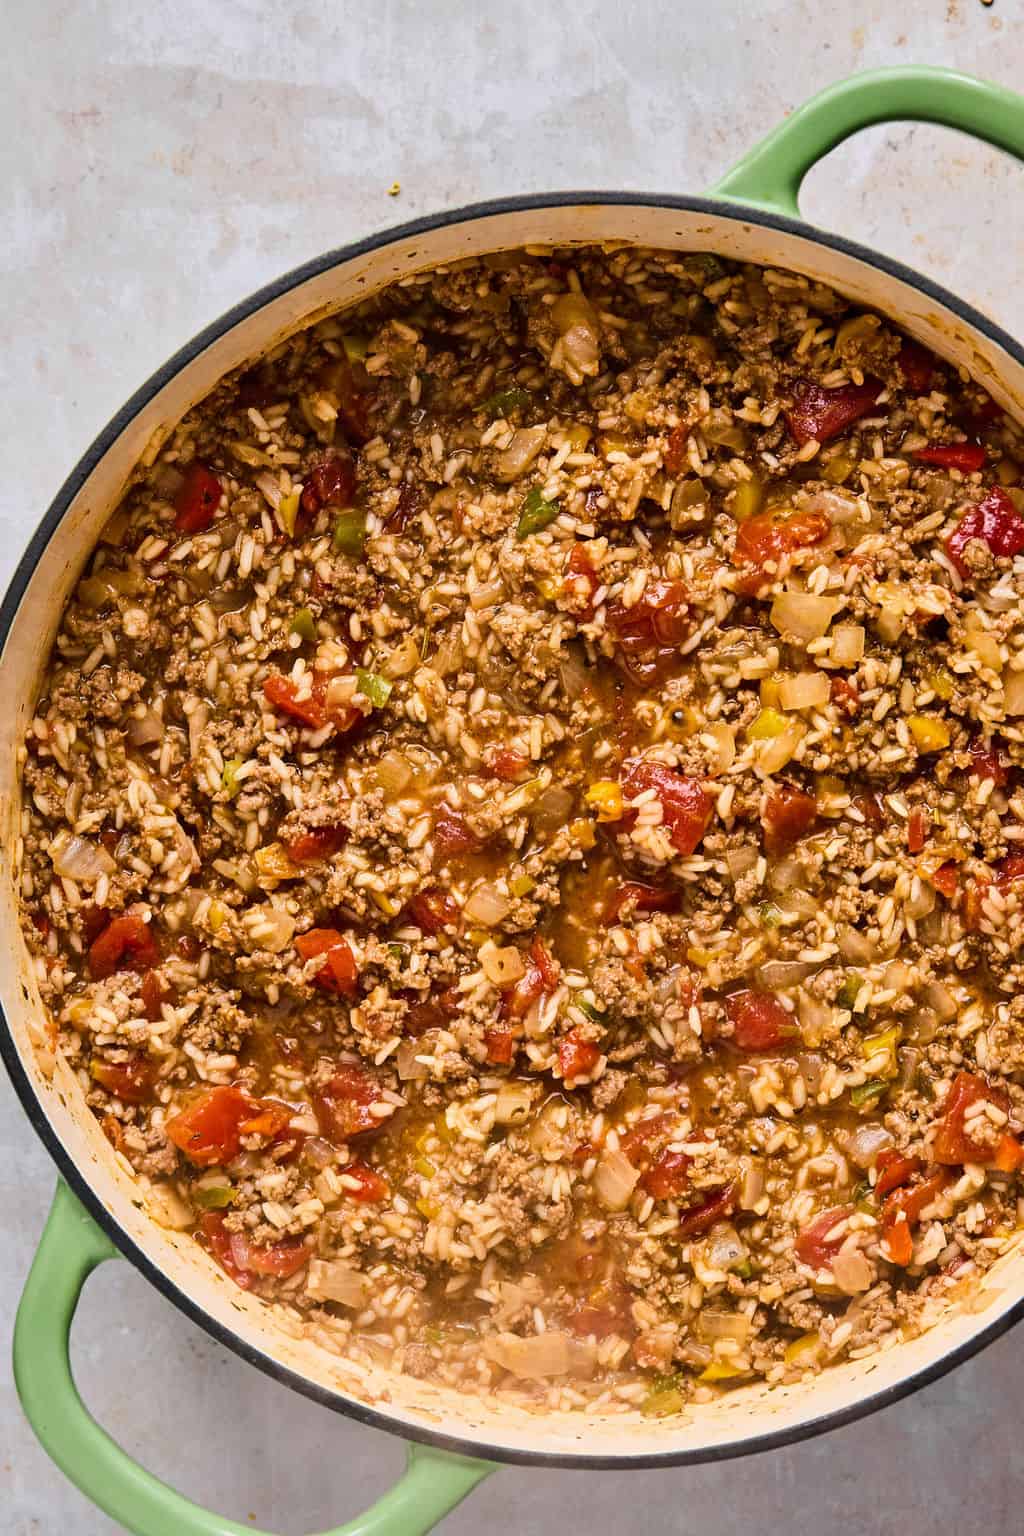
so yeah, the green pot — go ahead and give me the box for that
[7,64,1024,1536]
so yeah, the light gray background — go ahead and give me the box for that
[3,1,1024,1530]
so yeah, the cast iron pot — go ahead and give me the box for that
[7,65,1024,1536]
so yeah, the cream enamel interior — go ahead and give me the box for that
[4,200,1024,1463]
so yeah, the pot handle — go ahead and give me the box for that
[14,1182,495,1536]
[713,65,1024,218]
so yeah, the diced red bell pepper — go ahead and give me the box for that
[285,824,348,864]
[678,1182,736,1237]
[601,881,681,927]
[932,1071,1009,1166]
[907,807,930,855]
[88,913,161,981]
[794,1205,855,1269]
[898,340,935,396]
[641,1149,691,1199]
[432,804,480,856]
[405,887,460,934]
[882,1169,949,1266]
[969,740,1009,787]
[166,1086,294,1167]
[928,861,959,900]
[557,1029,600,1081]
[341,1160,389,1202]
[299,451,357,520]
[874,1150,925,1199]
[731,508,831,591]
[312,1063,383,1144]
[945,488,1024,577]
[620,758,713,856]
[295,928,359,995]
[263,671,362,733]
[913,442,986,473]
[726,989,795,1052]
[761,783,818,855]
[663,422,692,475]
[483,1024,515,1064]
[562,543,600,615]
[785,378,883,447]
[486,746,531,781]
[501,937,560,1020]
[173,462,222,534]
[90,1054,157,1104]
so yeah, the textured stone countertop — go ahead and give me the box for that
[3,1,1023,1530]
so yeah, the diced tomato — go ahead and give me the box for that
[620,758,713,856]
[90,1054,157,1104]
[874,1150,925,1199]
[913,442,986,474]
[995,854,1024,890]
[558,1029,600,1081]
[241,1236,312,1279]
[487,746,531,781]
[994,1133,1024,1173]
[882,1169,949,1267]
[620,1112,677,1169]
[678,1182,736,1237]
[853,791,885,828]
[299,451,357,520]
[166,1085,293,1167]
[198,1213,252,1288]
[794,1205,855,1269]
[963,876,989,933]
[88,913,160,981]
[405,887,460,935]
[898,340,935,395]
[663,422,691,475]
[502,937,560,1020]
[933,1071,1009,1166]
[565,1274,633,1340]
[601,881,681,927]
[433,804,480,856]
[402,994,451,1036]
[961,394,1003,433]
[295,928,359,995]
[263,671,362,734]
[907,807,930,854]
[341,1160,389,1202]
[562,543,600,615]
[483,1024,514,1064]
[319,355,374,446]
[969,740,1009,787]
[285,824,348,864]
[606,579,690,682]
[385,482,424,533]
[945,487,1024,576]
[929,860,959,900]
[641,1149,691,1199]
[726,989,795,1052]
[731,508,830,591]
[761,783,817,855]
[173,462,222,534]
[830,676,860,716]
[140,970,171,1022]
[101,1113,126,1154]
[312,1063,382,1144]
[785,377,882,447]
[82,904,111,945]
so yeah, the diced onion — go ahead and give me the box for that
[843,1123,893,1169]
[778,670,831,711]
[464,882,512,927]
[830,624,865,666]
[770,591,841,642]
[593,1147,640,1212]
[704,1224,748,1274]
[726,845,758,879]
[708,722,736,772]
[551,294,601,381]
[382,637,420,679]
[481,943,526,986]
[964,615,1003,672]
[836,923,873,963]
[496,426,546,481]
[146,1183,194,1231]
[559,648,589,699]
[49,830,116,884]
[739,1161,765,1210]
[756,720,805,773]
[242,903,295,954]
[923,979,957,1022]
[376,750,413,796]
[396,1039,430,1081]
[757,959,817,989]
[531,785,573,831]
[832,1248,873,1295]
[696,1305,750,1342]
[1004,669,1024,716]
[767,856,804,893]
[127,708,164,747]
[483,1330,594,1380]
[495,1082,535,1125]
[307,1259,368,1308]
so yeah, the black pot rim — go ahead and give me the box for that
[5,187,1024,1473]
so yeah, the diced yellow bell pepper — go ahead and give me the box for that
[760,677,783,709]
[908,715,950,752]
[823,453,855,485]
[414,1157,436,1179]
[926,669,955,701]
[584,781,624,822]
[732,475,764,523]
[510,872,536,898]
[371,891,400,918]
[208,900,227,934]
[861,1024,902,1074]
[276,492,300,538]
[748,707,788,740]
[567,423,592,452]
[570,817,598,850]
[416,1197,440,1220]
[698,1361,746,1383]
[784,1332,821,1366]
[254,843,300,882]
[641,1385,685,1418]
